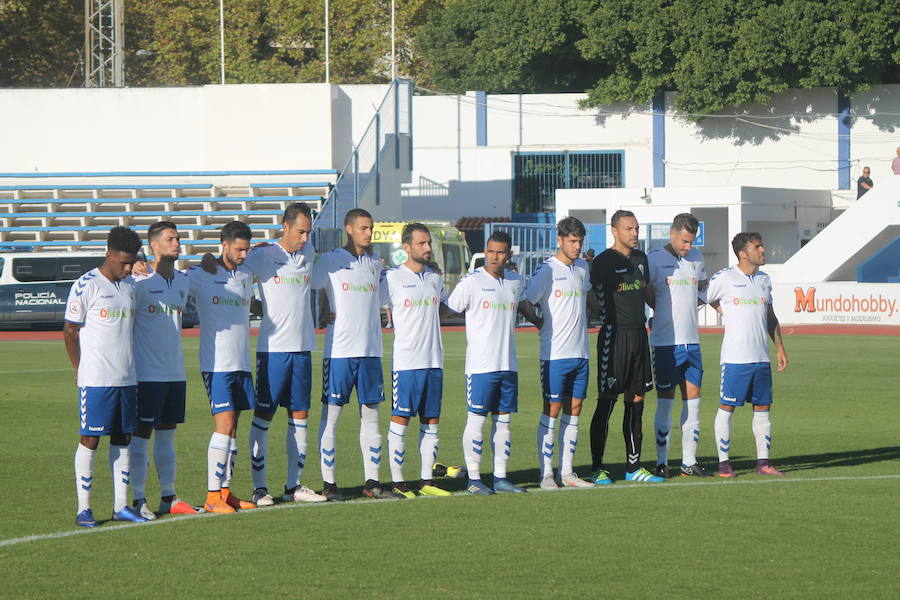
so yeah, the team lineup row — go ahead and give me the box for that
[64,202,788,527]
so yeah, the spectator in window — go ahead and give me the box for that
[857,167,873,198]
[892,147,900,175]
[583,249,595,264]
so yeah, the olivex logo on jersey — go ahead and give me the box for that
[341,282,376,293]
[99,307,134,319]
[665,276,697,286]
[732,296,767,306]
[274,274,310,285]
[481,299,517,311]
[616,280,644,292]
[404,296,439,308]
[148,303,183,315]
[212,295,247,306]
[554,289,582,298]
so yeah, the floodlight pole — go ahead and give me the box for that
[219,0,226,84]
[324,0,330,83]
[391,0,396,80]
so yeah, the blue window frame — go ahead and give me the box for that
[512,150,624,213]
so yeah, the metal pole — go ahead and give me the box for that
[394,79,400,169]
[375,113,381,206]
[324,0,330,83]
[390,0,396,81]
[219,0,225,84]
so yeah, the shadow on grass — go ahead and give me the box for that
[308,446,900,501]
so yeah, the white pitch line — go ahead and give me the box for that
[1,473,897,549]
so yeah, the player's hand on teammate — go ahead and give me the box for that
[200,252,217,274]
[132,257,150,276]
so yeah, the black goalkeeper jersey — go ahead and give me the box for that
[589,247,649,328]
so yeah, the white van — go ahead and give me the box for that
[0,250,106,328]
[0,250,198,329]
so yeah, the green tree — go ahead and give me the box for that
[126,0,443,86]
[0,0,83,87]
[415,0,599,93]
[576,0,900,115]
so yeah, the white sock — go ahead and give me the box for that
[359,404,383,482]
[318,404,343,484]
[752,410,772,460]
[654,396,674,466]
[491,413,512,479]
[207,432,230,491]
[285,418,308,490]
[419,423,439,481]
[680,397,701,466]
[74,443,95,513]
[388,421,408,483]
[109,444,130,512]
[714,408,733,462]
[128,435,150,501]
[223,436,238,489]
[536,414,557,478]
[463,412,487,480]
[154,429,177,498]
[249,416,270,490]
[558,414,579,477]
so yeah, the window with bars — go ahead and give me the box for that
[512,151,624,214]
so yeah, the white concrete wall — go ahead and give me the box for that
[663,87,840,189]
[407,84,900,220]
[407,93,654,218]
[850,85,900,183]
[0,84,342,172]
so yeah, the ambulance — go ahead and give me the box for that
[370,221,471,292]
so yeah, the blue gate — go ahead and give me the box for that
[483,222,557,277]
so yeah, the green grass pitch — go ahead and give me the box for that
[0,332,897,598]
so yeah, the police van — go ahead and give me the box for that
[0,250,107,329]
[0,250,198,329]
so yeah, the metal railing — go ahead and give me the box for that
[315,78,413,229]
[513,150,624,213]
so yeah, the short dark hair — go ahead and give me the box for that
[220,221,252,243]
[487,230,512,250]
[344,208,372,226]
[610,210,636,228]
[107,226,142,254]
[283,202,312,224]
[401,222,430,245]
[557,216,586,238]
[671,213,699,235]
[731,232,762,258]
[147,221,178,242]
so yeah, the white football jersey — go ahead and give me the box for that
[523,256,591,361]
[385,264,447,371]
[648,247,707,346]
[132,271,188,382]
[705,266,773,364]
[244,242,316,353]
[64,268,136,387]
[187,264,254,372]
[311,248,384,359]
[446,268,524,374]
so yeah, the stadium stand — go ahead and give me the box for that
[0,170,337,267]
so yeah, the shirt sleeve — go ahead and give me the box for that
[763,274,773,304]
[445,275,470,313]
[243,247,263,275]
[186,266,202,297]
[379,269,390,306]
[310,252,328,290]
[705,270,724,304]
[64,279,88,325]
[523,262,550,304]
